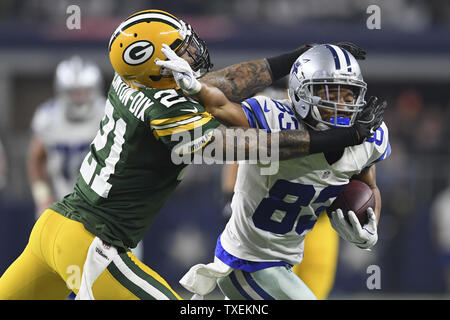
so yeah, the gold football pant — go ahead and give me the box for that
[0,209,181,300]
[293,212,339,300]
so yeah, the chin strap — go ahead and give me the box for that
[308,97,332,131]
[310,97,326,128]
[315,122,330,131]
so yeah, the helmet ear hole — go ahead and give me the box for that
[149,75,162,81]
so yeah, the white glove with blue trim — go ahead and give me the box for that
[155,44,202,95]
[329,207,378,250]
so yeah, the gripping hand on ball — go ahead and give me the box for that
[155,44,202,95]
[330,207,378,250]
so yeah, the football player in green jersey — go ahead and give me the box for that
[0,9,382,300]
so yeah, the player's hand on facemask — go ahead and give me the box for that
[329,207,378,250]
[297,42,366,60]
[353,96,387,143]
[336,42,367,60]
[155,44,202,95]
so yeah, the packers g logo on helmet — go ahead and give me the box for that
[108,9,212,89]
[123,41,154,65]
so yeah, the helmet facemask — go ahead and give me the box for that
[294,74,367,129]
[160,20,213,79]
[58,86,101,122]
[288,44,368,130]
[54,56,103,122]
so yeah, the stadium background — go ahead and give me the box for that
[0,0,450,299]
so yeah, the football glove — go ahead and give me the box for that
[155,44,202,95]
[353,96,387,143]
[336,42,367,60]
[329,207,378,250]
[298,42,367,60]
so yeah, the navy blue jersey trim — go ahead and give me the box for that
[245,98,271,133]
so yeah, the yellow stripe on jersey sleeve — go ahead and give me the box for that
[152,115,214,137]
[150,112,211,127]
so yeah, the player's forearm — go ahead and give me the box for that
[27,152,48,185]
[210,125,364,161]
[202,46,310,103]
[197,82,230,114]
[277,125,369,160]
[28,161,53,206]
[371,186,382,224]
[197,82,250,127]
[28,162,53,207]
[202,59,272,103]
[27,138,53,206]
[207,126,306,161]
[353,165,381,225]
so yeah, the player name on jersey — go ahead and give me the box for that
[111,74,153,122]
[51,73,220,250]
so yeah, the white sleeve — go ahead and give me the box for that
[240,96,273,131]
[364,122,391,167]
[31,101,54,135]
[240,96,300,132]
[30,100,56,145]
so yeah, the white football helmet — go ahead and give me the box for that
[54,56,103,121]
[288,44,367,130]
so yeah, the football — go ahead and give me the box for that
[326,180,375,226]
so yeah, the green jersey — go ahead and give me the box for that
[51,74,219,250]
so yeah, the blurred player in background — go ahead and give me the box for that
[27,56,144,261]
[0,10,367,300]
[430,177,450,292]
[166,44,389,300]
[27,56,105,219]
[220,87,340,300]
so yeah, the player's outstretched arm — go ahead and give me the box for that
[156,45,384,161]
[156,44,250,127]
[196,82,250,127]
[201,59,272,103]
[202,42,367,103]
[198,93,387,161]
[201,45,313,103]
[207,124,310,161]
[27,135,54,219]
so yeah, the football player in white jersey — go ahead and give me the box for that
[220,86,341,300]
[158,43,389,300]
[28,56,106,219]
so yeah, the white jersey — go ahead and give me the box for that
[31,98,105,200]
[218,96,391,269]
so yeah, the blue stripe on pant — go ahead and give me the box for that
[242,271,274,300]
[224,270,274,300]
[217,266,317,300]
[229,272,253,300]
